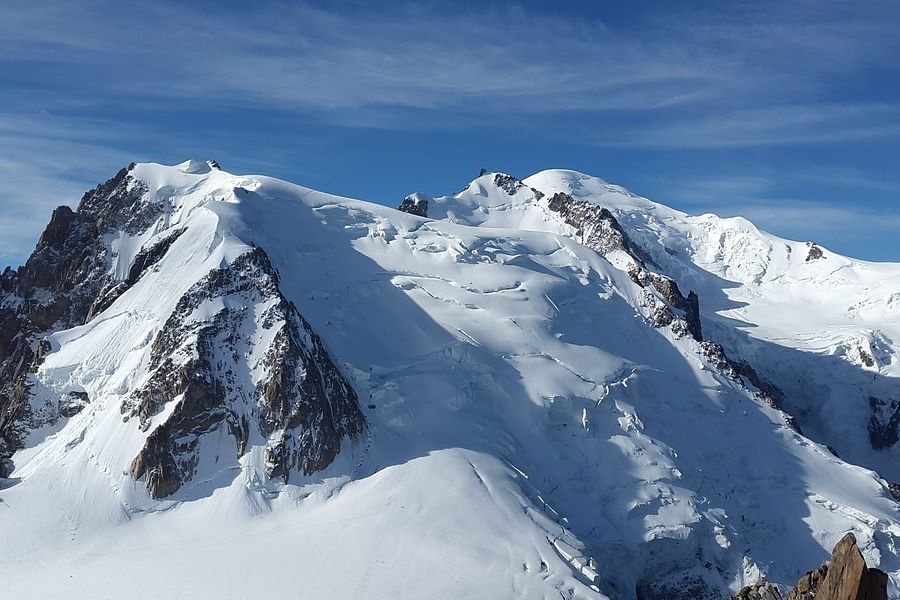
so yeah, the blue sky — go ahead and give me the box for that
[1,0,899,265]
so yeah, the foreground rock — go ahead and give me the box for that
[728,533,887,600]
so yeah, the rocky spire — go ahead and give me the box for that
[728,533,887,600]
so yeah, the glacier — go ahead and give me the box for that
[0,160,898,599]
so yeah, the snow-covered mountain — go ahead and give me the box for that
[1,160,898,599]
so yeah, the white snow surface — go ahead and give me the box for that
[1,162,899,599]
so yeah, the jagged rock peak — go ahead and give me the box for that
[1,164,152,464]
[123,246,365,498]
[727,533,888,600]
[784,533,887,600]
[1,162,365,497]
[398,192,430,218]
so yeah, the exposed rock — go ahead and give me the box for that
[726,533,888,600]
[0,163,150,463]
[59,391,89,418]
[699,340,786,412]
[0,456,12,478]
[788,564,828,600]
[887,482,900,502]
[629,266,703,342]
[857,347,876,368]
[125,247,364,498]
[785,533,887,600]
[2,164,363,498]
[398,193,430,218]
[806,242,825,262]
[728,578,784,600]
[548,192,643,259]
[494,172,525,196]
[545,189,709,346]
[868,396,900,450]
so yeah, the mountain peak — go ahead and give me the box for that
[2,160,899,599]
[174,158,222,174]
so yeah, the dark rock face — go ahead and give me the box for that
[493,173,524,196]
[868,396,900,450]
[0,164,148,464]
[806,242,825,262]
[784,533,887,600]
[699,340,786,413]
[0,456,12,478]
[124,247,364,498]
[858,348,876,368]
[489,172,543,200]
[59,391,89,418]
[398,194,429,218]
[887,482,900,502]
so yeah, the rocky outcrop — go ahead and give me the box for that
[784,533,887,600]
[787,564,829,600]
[125,247,364,498]
[629,266,703,342]
[867,396,900,450]
[398,193,430,218]
[547,191,653,262]
[541,190,709,343]
[493,172,525,196]
[726,533,888,600]
[700,340,787,413]
[728,578,783,600]
[0,164,149,464]
[638,575,719,600]
[806,242,825,262]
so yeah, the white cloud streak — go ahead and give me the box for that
[0,0,897,137]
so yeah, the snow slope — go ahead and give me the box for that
[521,169,900,482]
[1,162,899,599]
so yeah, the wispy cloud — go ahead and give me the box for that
[0,2,727,116]
[0,0,897,138]
[591,104,900,149]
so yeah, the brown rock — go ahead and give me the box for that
[785,533,887,600]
